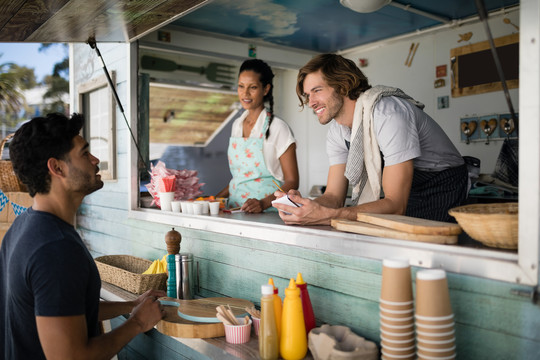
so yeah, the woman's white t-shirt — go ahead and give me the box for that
[230,110,296,181]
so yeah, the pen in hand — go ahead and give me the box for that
[272,180,300,208]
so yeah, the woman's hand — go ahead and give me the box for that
[241,198,265,213]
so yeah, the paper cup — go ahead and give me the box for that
[196,200,209,214]
[380,313,414,326]
[380,298,414,310]
[380,305,414,318]
[380,328,415,342]
[381,258,412,303]
[415,269,452,317]
[416,329,455,341]
[381,338,415,349]
[415,314,455,327]
[159,192,175,211]
[380,320,414,335]
[180,201,192,214]
[381,345,416,358]
[209,201,220,215]
[417,337,455,349]
[417,344,456,358]
[171,200,182,213]
[224,318,252,344]
[415,321,455,332]
[381,350,416,360]
[192,202,203,215]
[251,316,260,336]
[417,352,456,360]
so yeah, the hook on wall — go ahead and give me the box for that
[480,118,497,144]
[461,121,477,144]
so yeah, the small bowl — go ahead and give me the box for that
[224,317,252,344]
[251,316,260,336]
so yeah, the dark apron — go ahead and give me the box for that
[405,163,469,222]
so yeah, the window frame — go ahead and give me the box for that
[78,73,117,181]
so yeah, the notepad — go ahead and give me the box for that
[271,196,302,215]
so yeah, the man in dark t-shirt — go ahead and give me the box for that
[0,113,166,360]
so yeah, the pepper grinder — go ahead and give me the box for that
[165,228,181,298]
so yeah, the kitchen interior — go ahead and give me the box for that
[1,0,539,359]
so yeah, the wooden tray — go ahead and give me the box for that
[356,213,462,235]
[331,219,457,244]
[156,297,254,338]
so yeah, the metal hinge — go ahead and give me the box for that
[510,288,538,304]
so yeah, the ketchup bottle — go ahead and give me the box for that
[296,272,316,336]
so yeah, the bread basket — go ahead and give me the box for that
[0,134,27,192]
[448,203,518,249]
[94,255,167,294]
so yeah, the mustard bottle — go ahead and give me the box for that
[268,278,282,340]
[259,284,279,360]
[280,278,307,360]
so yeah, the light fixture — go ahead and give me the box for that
[339,0,392,13]
[340,0,451,24]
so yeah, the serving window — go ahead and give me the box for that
[128,34,537,288]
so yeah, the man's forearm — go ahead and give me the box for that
[314,193,344,208]
[99,301,135,321]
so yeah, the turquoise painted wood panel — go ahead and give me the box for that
[82,216,540,359]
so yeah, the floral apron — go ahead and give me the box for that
[228,113,279,211]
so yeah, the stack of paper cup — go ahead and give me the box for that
[415,269,456,360]
[380,258,415,360]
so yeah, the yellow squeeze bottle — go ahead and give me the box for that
[280,278,307,360]
[268,278,282,340]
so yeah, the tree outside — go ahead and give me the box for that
[0,43,68,135]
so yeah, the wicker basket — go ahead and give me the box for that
[95,255,167,294]
[448,203,518,249]
[0,134,27,192]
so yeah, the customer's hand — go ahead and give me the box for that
[129,295,166,332]
[133,289,167,307]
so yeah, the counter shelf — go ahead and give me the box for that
[129,208,524,285]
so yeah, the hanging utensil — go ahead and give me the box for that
[141,55,236,85]
[407,43,419,67]
[404,43,415,66]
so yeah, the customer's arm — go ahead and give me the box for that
[98,289,166,321]
[36,295,164,360]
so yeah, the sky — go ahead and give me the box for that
[0,43,68,82]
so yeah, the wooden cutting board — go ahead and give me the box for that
[356,213,462,235]
[155,297,254,338]
[331,219,458,244]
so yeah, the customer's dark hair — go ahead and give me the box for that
[10,113,85,196]
[296,53,371,109]
[239,59,275,139]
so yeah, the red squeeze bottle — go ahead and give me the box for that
[295,272,316,336]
